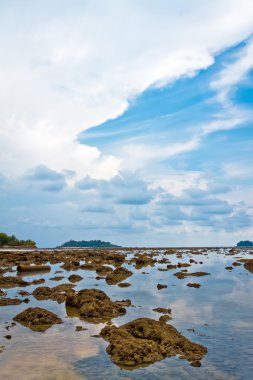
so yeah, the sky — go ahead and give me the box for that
[0,0,253,247]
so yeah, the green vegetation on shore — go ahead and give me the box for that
[0,232,36,247]
[237,240,253,247]
[59,239,121,248]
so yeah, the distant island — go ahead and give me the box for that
[59,239,121,248]
[237,240,253,247]
[0,232,36,247]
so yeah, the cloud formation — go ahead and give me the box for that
[1,0,253,179]
[0,1,253,246]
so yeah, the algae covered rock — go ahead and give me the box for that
[32,284,75,303]
[100,317,207,368]
[68,274,83,283]
[66,288,126,323]
[0,276,29,288]
[13,307,62,332]
[105,267,132,285]
[0,297,23,306]
[244,258,253,274]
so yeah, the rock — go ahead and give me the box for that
[0,276,29,288]
[174,271,210,279]
[13,307,62,332]
[243,259,253,274]
[0,289,7,296]
[225,266,233,271]
[0,297,23,306]
[118,282,131,288]
[79,263,102,271]
[4,335,11,340]
[153,307,171,314]
[177,263,191,268]
[31,278,45,285]
[49,276,65,281]
[134,255,155,269]
[5,322,16,330]
[17,265,50,272]
[18,290,30,296]
[100,318,207,367]
[157,284,167,290]
[96,266,113,276]
[187,283,201,288]
[32,284,75,303]
[105,267,132,285]
[60,261,80,271]
[115,299,131,307]
[68,274,83,283]
[75,325,87,332]
[167,264,177,269]
[66,288,126,323]
[159,315,172,323]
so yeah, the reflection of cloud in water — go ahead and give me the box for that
[1,353,86,380]
[169,298,214,325]
[231,320,253,330]
[222,277,253,305]
[0,323,99,380]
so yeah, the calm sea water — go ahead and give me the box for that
[0,248,253,380]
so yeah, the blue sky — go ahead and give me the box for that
[0,1,253,247]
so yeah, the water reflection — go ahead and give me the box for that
[1,248,253,379]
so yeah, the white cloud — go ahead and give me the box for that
[211,37,253,103]
[201,38,253,136]
[1,1,253,179]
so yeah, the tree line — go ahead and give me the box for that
[0,232,36,247]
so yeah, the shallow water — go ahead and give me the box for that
[0,248,253,380]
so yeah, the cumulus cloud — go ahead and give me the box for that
[24,165,67,191]
[1,0,253,179]
[77,172,154,205]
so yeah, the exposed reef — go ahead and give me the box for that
[100,318,207,368]
[13,307,62,332]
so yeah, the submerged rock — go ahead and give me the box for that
[174,271,210,279]
[66,288,127,323]
[100,318,207,368]
[75,325,87,332]
[13,307,62,332]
